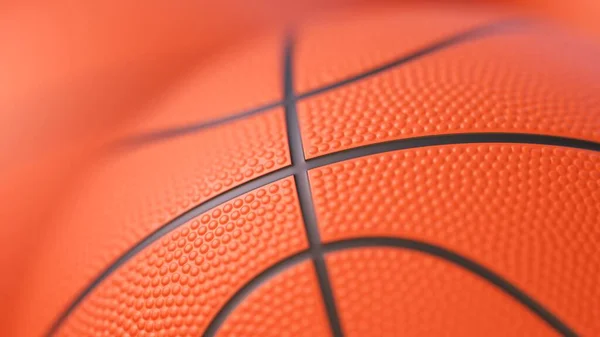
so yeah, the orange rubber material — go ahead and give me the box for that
[326,247,557,336]
[216,261,331,337]
[294,7,503,93]
[310,144,600,335]
[11,6,600,337]
[52,177,307,336]
[128,32,283,135]
[13,108,290,337]
[298,27,600,158]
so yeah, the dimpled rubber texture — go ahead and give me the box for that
[130,32,283,134]
[19,7,600,337]
[294,7,502,93]
[215,261,332,337]
[297,27,600,158]
[310,144,600,335]
[326,247,557,337]
[54,177,307,337]
[14,108,290,337]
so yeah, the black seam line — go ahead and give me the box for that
[306,132,600,169]
[324,238,578,337]
[283,34,344,337]
[123,100,283,148]
[48,132,599,336]
[45,166,295,337]
[121,18,524,148]
[202,237,577,337]
[201,250,311,337]
[296,18,525,100]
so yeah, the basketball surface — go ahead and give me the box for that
[12,6,600,337]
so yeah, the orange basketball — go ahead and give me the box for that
[12,5,600,337]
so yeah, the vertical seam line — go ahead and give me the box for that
[283,33,345,337]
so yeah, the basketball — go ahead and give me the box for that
[11,5,600,337]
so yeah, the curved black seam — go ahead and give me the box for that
[120,18,524,148]
[123,100,283,148]
[45,166,295,336]
[296,18,524,100]
[201,251,310,336]
[306,132,600,169]
[324,238,577,336]
[283,34,344,336]
[47,132,598,336]
[202,237,577,336]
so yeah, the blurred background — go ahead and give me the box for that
[1,0,599,335]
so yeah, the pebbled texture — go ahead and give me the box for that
[53,177,307,337]
[215,261,332,337]
[13,7,600,337]
[14,108,290,337]
[294,7,502,93]
[298,27,600,158]
[310,144,600,335]
[326,247,558,337]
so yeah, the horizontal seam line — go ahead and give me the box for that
[47,133,596,335]
[306,132,600,169]
[117,18,524,148]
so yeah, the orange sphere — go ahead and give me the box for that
[13,6,600,337]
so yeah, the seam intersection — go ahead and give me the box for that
[283,33,345,337]
[47,19,590,337]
